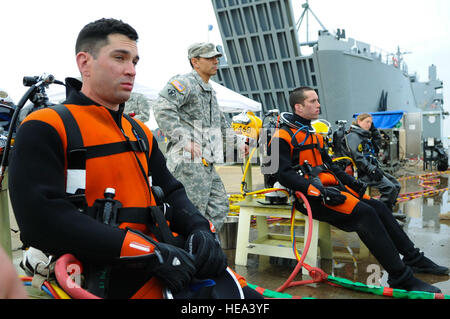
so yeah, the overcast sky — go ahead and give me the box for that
[1,0,449,132]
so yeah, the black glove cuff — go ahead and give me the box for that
[186,230,227,279]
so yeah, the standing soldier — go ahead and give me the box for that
[154,43,248,232]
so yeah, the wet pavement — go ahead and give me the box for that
[7,162,450,299]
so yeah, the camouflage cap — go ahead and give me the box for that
[188,42,222,59]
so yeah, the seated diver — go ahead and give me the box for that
[271,86,449,293]
[344,113,403,218]
[8,18,261,299]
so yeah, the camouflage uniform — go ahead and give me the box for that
[124,92,150,122]
[154,70,237,231]
[0,88,16,133]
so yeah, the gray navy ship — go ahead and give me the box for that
[211,0,445,161]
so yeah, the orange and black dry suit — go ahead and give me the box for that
[272,113,423,284]
[8,78,254,299]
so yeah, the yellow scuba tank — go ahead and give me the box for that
[311,119,331,139]
[311,119,332,154]
[231,111,262,142]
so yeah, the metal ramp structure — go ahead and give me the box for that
[211,0,319,113]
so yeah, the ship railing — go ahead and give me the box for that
[345,42,408,73]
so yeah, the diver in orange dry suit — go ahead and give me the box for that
[8,18,261,299]
[271,87,449,293]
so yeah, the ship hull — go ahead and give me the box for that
[314,49,421,125]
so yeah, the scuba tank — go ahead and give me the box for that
[259,109,289,204]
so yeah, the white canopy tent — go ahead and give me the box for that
[210,80,261,113]
[137,80,261,113]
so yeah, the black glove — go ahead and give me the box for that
[369,167,384,181]
[306,184,346,206]
[350,179,368,198]
[306,183,323,201]
[370,123,381,153]
[185,229,227,279]
[151,241,197,292]
[120,229,196,293]
[322,187,347,206]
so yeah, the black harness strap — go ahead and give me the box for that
[122,113,152,191]
[123,113,149,163]
[85,140,144,160]
[281,125,322,166]
[51,104,150,168]
[52,104,86,169]
[84,206,152,225]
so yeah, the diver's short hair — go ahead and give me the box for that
[75,18,138,57]
[289,86,315,111]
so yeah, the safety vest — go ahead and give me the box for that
[273,125,338,186]
[22,103,157,234]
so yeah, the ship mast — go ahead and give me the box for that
[296,0,328,46]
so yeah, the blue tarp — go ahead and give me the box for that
[353,111,404,129]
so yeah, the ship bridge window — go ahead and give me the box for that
[277,92,288,109]
[258,64,270,90]
[251,36,264,61]
[230,9,245,36]
[283,62,295,88]
[309,59,315,73]
[239,38,251,63]
[233,67,247,91]
[218,12,233,38]
[246,66,258,90]
[256,4,271,31]
[264,34,277,60]
[270,1,285,29]
[264,93,275,109]
[243,6,258,33]
[290,30,300,56]
[221,69,235,91]
[296,60,309,86]
[226,40,239,64]
[214,0,225,9]
[277,32,289,58]
[270,63,283,89]
[284,0,294,26]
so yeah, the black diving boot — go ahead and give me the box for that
[388,266,442,293]
[403,251,450,275]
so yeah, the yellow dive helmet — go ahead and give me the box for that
[231,111,262,141]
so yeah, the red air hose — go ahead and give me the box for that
[55,253,101,299]
[276,191,328,292]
